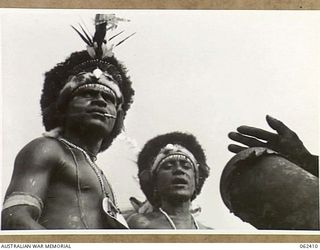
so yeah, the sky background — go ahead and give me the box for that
[1,9,319,232]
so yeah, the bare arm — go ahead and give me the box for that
[228,115,318,177]
[2,205,45,230]
[2,137,61,230]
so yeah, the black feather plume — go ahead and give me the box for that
[71,14,134,59]
[93,22,107,58]
[109,30,124,41]
[115,32,136,47]
[71,25,92,46]
[79,24,93,46]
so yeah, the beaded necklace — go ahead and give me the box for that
[159,207,199,230]
[58,138,119,213]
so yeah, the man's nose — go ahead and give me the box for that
[91,93,107,107]
[172,163,185,175]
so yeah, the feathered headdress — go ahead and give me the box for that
[41,14,135,152]
[71,14,135,59]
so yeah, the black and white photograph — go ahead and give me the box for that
[0,9,319,234]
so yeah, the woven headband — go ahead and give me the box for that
[58,70,123,110]
[151,144,199,183]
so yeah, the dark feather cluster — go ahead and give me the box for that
[71,15,135,60]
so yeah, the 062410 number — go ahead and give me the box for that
[300,244,318,249]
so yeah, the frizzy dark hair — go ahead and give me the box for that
[137,131,210,206]
[40,50,134,151]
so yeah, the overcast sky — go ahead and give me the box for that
[1,9,319,232]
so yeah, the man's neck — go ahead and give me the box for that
[159,199,196,229]
[62,128,104,158]
[160,199,191,217]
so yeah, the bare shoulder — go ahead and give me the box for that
[20,136,62,151]
[15,137,65,169]
[5,137,67,197]
[127,213,153,229]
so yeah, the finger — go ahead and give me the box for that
[139,201,153,214]
[228,132,266,147]
[129,197,143,211]
[237,125,277,141]
[266,115,290,135]
[228,144,248,153]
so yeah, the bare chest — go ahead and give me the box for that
[147,212,198,229]
[52,149,114,199]
[40,148,116,229]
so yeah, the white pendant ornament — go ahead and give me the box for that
[93,68,103,78]
[102,197,129,228]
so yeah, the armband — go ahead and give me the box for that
[2,192,44,220]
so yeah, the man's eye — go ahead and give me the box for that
[183,165,192,170]
[161,163,173,170]
[79,90,94,97]
[102,92,116,104]
[182,162,192,170]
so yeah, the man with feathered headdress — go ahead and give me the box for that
[2,14,134,229]
[127,132,211,229]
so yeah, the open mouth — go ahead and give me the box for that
[171,178,188,185]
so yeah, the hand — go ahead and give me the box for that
[129,197,153,214]
[228,115,316,173]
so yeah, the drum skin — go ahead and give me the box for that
[220,147,319,230]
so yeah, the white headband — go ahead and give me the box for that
[58,69,123,110]
[151,144,199,175]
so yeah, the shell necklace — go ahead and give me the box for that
[58,138,118,211]
[159,207,199,230]
[58,137,130,229]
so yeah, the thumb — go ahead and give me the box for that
[266,115,290,135]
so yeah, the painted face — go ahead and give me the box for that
[155,157,196,203]
[64,83,117,135]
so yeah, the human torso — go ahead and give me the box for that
[39,138,116,229]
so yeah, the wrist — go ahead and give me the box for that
[304,154,319,177]
[288,142,311,166]
[294,151,318,177]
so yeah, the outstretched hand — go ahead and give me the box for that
[228,115,318,176]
